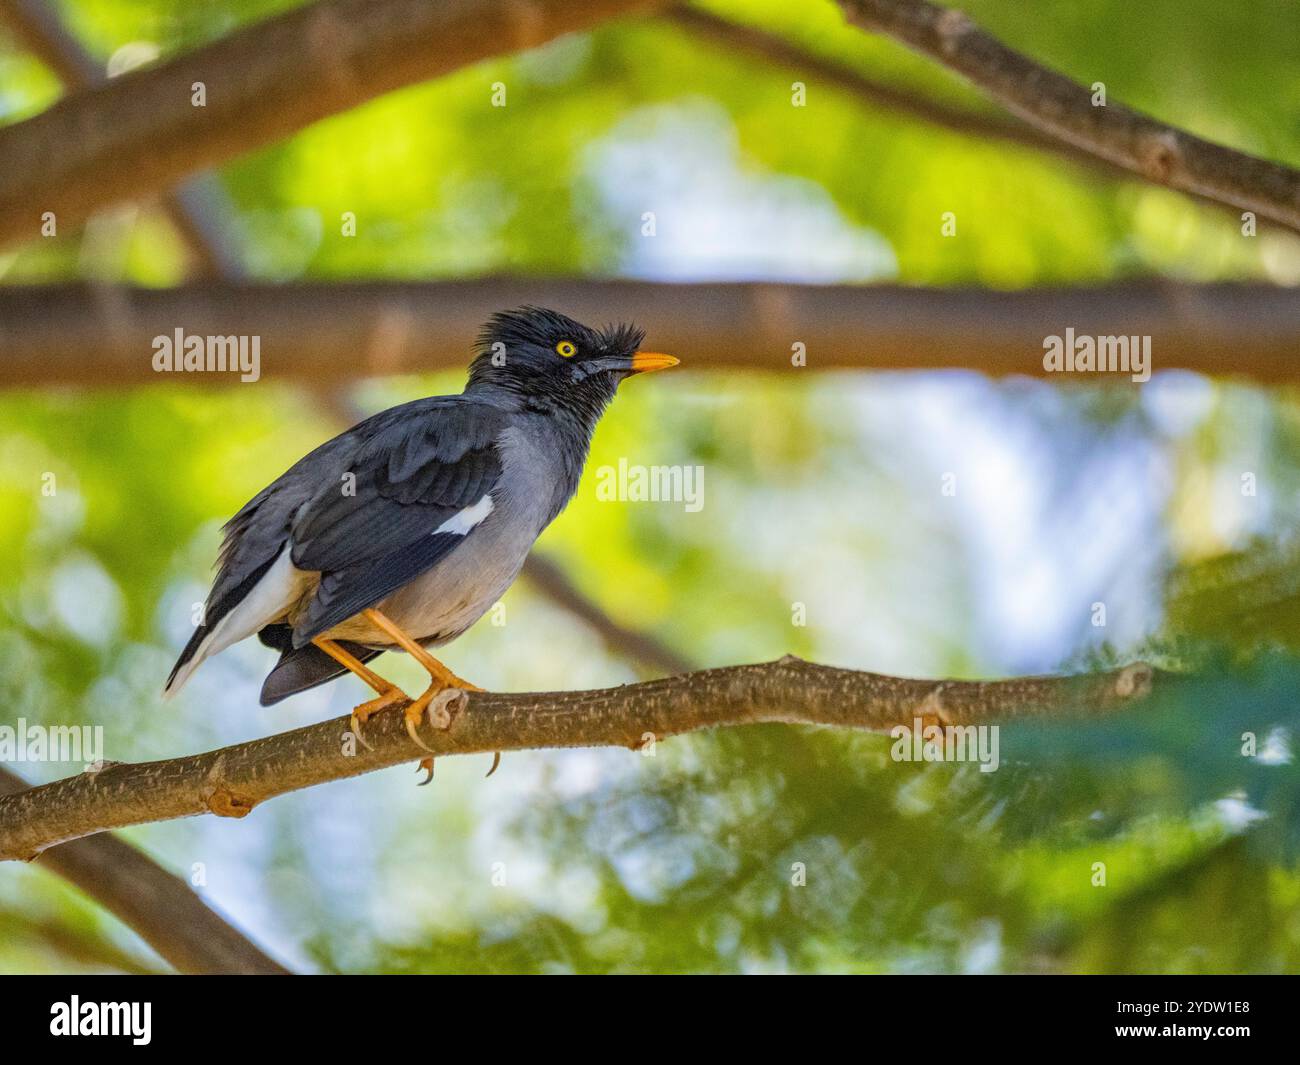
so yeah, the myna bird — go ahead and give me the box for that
[164,307,679,767]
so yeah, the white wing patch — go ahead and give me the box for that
[435,494,494,536]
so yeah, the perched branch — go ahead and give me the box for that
[0,0,246,277]
[0,0,665,251]
[836,0,1300,233]
[0,658,1157,862]
[1,279,1298,387]
[0,765,291,973]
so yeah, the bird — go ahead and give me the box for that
[164,306,679,775]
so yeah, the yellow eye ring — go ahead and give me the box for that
[556,340,577,358]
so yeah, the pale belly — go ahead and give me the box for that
[317,554,523,647]
[286,507,540,648]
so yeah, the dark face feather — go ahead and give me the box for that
[465,306,655,401]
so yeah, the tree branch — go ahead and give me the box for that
[666,7,1245,224]
[1,279,1297,387]
[0,907,162,974]
[667,7,1097,167]
[0,658,1157,862]
[836,0,1300,233]
[0,0,665,251]
[0,0,247,277]
[0,0,99,84]
[0,765,290,972]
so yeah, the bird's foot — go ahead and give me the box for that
[444,672,484,694]
[349,686,409,751]
[403,683,471,754]
[428,678,497,776]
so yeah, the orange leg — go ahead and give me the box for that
[362,609,482,691]
[312,636,409,750]
[362,608,485,761]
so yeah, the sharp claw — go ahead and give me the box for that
[485,751,501,778]
[349,712,374,751]
[405,704,437,754]
[416,756,435,786]
[349,685,410,752]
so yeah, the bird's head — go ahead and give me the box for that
[465,307,678,413]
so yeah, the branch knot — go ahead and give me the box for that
[935,9,973,56]
[1136,130,1183,184]
[200,756,256,819]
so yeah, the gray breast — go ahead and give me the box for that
[373,422,577,645]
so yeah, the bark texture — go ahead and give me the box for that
[838,0,1300,232]
[0,658,1157,862]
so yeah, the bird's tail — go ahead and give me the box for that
[161,547,294,700]
[258,632,383,706]
[162,624,212,700]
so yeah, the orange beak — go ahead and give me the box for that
[629,351,680,374]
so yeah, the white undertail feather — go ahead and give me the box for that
[163,496,494,698]
[162,546,302,699]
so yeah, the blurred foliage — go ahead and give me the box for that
[3,0,1299,285]
[1,0,1299,974]
[1168,540,1300,654]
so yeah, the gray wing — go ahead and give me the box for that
[168,408,391,692]
[287,401,506,646]
[203,397,441,621]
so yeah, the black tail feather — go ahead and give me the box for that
[258,627,383,706]
[164,623,210,693]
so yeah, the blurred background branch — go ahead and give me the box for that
[1,279,1295,386]
[1,0,1295,252]
[666,6,1249,224]
[0,765,291,973]
[837,0,1300,233]
[520,553,696,677]
[0,0,246,277]
[0,0,666,250]
[669,7,1104,169]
